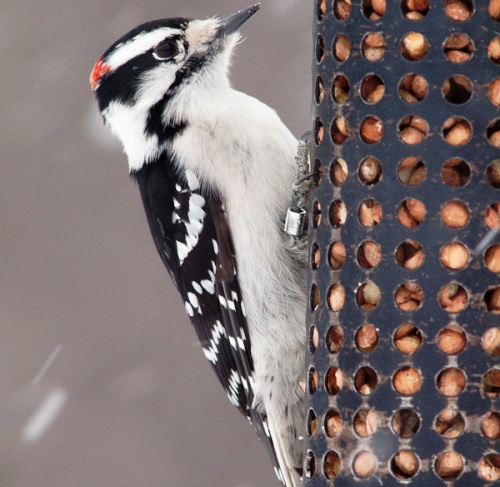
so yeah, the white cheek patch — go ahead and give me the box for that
[105,28,182,71]
[136,64,178,108]
[103,101,166,171]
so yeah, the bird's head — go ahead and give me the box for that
[90,5,260,169]
[91,4,260,114]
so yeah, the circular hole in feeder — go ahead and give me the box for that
[327,325,344,353]
[437,367,466,396]
[392,408,420,437]
[435,408,465,438]
[485,202,500,229]
[316,34,325,62]
[329,241,346,270]
[482,327,500,356]
[360,115,384,144]
[324,451,341,479]
[357,241,381,269]
[435,451,464,481]
[485,286,500,314]
[325,409,342,438]
[306,450,315,479]
[439,242,470,271]
[395,282,424,311]
[314,117,324,145]
[401,0,429,20]
[481,412,500,440]
[478,452,500,482]
[334,0,352,20]
[308,367,318,394]
[361,74,385,103]
[441,158,471,187]
[355,324,379,352]
[444,0,474,21]
[359,156,382,184]
[484,369,500,398]
[487,242,500,278]
[354,408,378,437]
[443,75,472,104]
[442,116,472,145]
[326,367,344,395]
[355,366,378,395]
[398,115,428,144]
[311,242,320,270]
[487,119,500,147]
[356,281,381,311]
[399,73,428,103]
[394,324,423,355]
[486,160,500,188]
[438,282,468,312]
[309,324,319,353]
[307,408,317,436]
[401,32,429,61]
[312,200,321,228]
[393,366,423,395]
[310,283,319,311]
[332,116,349,144]
[330,158,348,186]
[333,34,351,62]
[490,0,500,21]
[317,0,326,21]
[362,0,386,20]
[315,76,324,104]
[441,200,470,228]
[488,78,500,107]
[358,198,382,227]
[333,74,349,103]
[488,36,500,64]
[398,157,426,186]
[328,283,345,312]
[362,32,386,61]
[353,451,377,479]
[390,450,420,480]
[313,159,322,187]
[437,325,467,354]
[396,240,425,270]
[329,200,347,227]
[444,33,474,63]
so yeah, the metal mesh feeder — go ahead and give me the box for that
[305,0,500,484]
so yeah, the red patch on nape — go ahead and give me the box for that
[90,58,111,91]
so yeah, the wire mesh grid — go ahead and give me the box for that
[305,0,499,484]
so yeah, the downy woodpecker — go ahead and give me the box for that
[90,5,307,485]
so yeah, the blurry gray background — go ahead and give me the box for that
[0,1,311,486]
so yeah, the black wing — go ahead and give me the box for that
[131,153,284,482]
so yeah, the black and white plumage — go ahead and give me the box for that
[90,5,307,486]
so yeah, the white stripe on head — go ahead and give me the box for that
[105,28,182,71]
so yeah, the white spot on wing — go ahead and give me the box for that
[176,241,189,265]
[200,279,215,294]
[218,295,227,308]
[185,301,194,317]
[192,281,202,294]
[187,292,199,309]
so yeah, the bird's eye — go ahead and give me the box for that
[153,41,178,60]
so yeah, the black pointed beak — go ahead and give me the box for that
[220,4,261,35]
